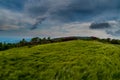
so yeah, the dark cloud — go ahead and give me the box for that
[0,0,26,11]
[31,16,47,30]
[89,22,111,29]
[25,0,120,21]
[105,21,120,36]
[106,30,120,36]
[23,0,120,30]
[0,0,120,38]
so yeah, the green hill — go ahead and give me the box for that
[0,40,120,80]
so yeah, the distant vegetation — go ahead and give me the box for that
[0,36,120,51]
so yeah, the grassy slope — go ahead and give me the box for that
[0,40,120,80]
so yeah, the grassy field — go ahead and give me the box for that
[0,40,120,80]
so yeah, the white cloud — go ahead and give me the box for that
[0,8,35,30]
[27,22,112,38]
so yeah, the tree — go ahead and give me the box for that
[31,37,40,45]
[19,38,27,46]
[111,39,119,44]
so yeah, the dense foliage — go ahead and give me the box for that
[0,36,120,51]
[0,40,120,80]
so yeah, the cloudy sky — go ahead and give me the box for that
[0,0,120,41]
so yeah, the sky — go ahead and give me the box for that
[0,0,120,42]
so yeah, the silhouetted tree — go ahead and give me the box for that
[19,38,27,46]
[111,39,119,44]
[31,37,40,45]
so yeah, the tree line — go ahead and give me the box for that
[0,36,120,51]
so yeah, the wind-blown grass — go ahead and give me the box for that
[0,40,120,80]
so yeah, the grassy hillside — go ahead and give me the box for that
[0,40,120,80]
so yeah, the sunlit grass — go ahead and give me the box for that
[0,40,120,80]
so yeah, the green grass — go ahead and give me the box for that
[0,40,120,80]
